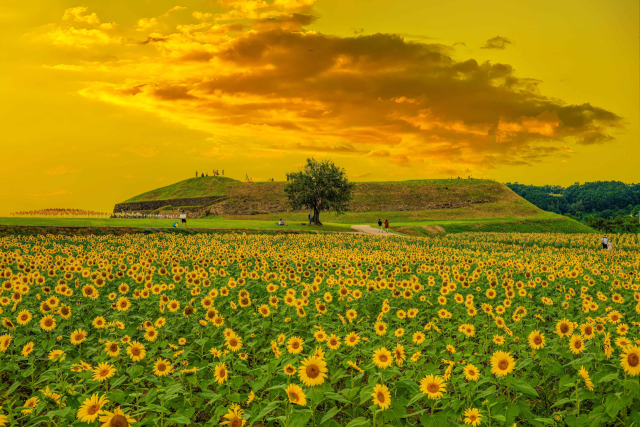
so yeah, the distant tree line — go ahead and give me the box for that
[505,181,640,233]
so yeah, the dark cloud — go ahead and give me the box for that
[71,6,622,171]
[481,36,513,50]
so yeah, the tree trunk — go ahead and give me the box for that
[314,208,322,225]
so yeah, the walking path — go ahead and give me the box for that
[350,225,402,236]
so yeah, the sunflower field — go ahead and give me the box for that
[0,232,639,427]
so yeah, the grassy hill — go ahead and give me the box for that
[115,176,594,233]
[123,176,542,217]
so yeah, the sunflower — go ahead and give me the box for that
[284,364,296,376]
[463,364,480,381]
[528,330,545,350]
[16,310,32,326]
[569,334,586,355]
[40,315,56,331]
[98,407,136,427]
[326,334,341,350]
[463,408,482,427]
[555,319,574,338]
[70,329,88,345]
[105,341,120,357]
[374,321,387,336]
[372,347,393,369]
[578,366,594,391]
[48,349,65,361]
[0,414,7,426]
[490,351,515,377]
[21,342,34,357]
[394,344,406,366]
[345,332,359,347]
[298,355,328,387]
[620,346,640,376]
[92,362,116,382]
[419,374,447,399]
[226,335,243,352]
[127,341,146,361]
[287,336,304,354]
[412,331,426,345]
[92,316,106,329]
[21,396,39,414]
[214,362,229,384]
[144,327,158,342]
[371,384,391,410]
[77,394,109,423]
[286,384,307,406]
[220,404,246,427]
[153,358,173,377]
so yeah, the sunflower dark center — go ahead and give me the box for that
[377,392,385,402]
[534,336,542,344]
[498,360,508,370]
[110,415,128,427]
[628,353,639,367]
[427,383,439,393]
[306,364,319,378]
[87,404,100,415]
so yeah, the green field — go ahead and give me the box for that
[0,214,594,235]
[5,177,596,235]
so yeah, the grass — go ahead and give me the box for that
[391,216,595,236]
[123,176,240,202]
[0,217,352,233]
[0,213,595,235]
[121,177,544,220]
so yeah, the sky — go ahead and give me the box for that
[0,0,638,215]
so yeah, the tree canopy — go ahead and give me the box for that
[284,158,355,225]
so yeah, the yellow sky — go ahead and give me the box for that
[0,0,637,215]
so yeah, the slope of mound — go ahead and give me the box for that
[119,177,546,220]
[123,177,241,203]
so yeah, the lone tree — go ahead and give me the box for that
[285,158,355,225]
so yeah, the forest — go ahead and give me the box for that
[505,181,640,233]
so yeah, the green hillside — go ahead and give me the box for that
[108,176,597,233]
[121,176,544,219]
[123,177,241,202]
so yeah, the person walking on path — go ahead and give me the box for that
[384,219,389,233]
[602,235,608,249]
[378,219,383,233]
[180,210,187,228]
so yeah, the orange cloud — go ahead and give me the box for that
[39,3,623,173]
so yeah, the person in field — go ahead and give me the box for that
[180,210,187,228]
[378,219,383,233]
[384,219,389,233]
[602,235,608,249]
[607,240,614,253]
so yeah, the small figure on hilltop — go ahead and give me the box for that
[602,235,608,250]
[384,219,389,233]
[378,219,383,233]
[195,171,198,177]
[180,210,187,228]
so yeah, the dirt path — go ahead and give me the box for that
[350,225,403,236]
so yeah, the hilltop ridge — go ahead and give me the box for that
[118,176,545,222]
